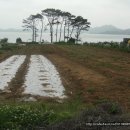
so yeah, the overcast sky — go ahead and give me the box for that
[0,0,130,29]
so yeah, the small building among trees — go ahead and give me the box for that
[123,38,130,46]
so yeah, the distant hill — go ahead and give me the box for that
[88,25,130,35]
[1,25,130,35]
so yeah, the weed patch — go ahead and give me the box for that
[87,87,95,94]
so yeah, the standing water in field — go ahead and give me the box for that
[23,55,66,98]
[0,55,26,91]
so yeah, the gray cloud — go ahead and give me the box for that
[0,0,130,29]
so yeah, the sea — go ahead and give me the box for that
[0,31,130,43]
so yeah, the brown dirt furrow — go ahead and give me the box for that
[46,53,130,112]
[45,54,108,99]
[0,53,12,63]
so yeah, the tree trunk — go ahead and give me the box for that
[50,25,53,43]
[56,23,58,42]
[67,23,70,42]
[64,21,66,42]
[32,21,35,42]
[70,26,74,38]
[35,27,36,42]
[76,29,81,43]
[40,19,43,44]
[59,20,64,42]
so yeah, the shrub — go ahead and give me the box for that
[97,102,122,115]
[0,38,8,44]
[83,41,130,53]
[87,87,95,94]
[0,105,55,129]
[45,102,129,130]
[16,38,22,43]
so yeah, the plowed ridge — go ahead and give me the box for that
[0,55,26,91]
[23,55,66,98]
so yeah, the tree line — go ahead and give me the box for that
[23,8,91,43]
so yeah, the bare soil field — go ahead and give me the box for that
[0,44,130,112]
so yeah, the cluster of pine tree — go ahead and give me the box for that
[23,8,90,43]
